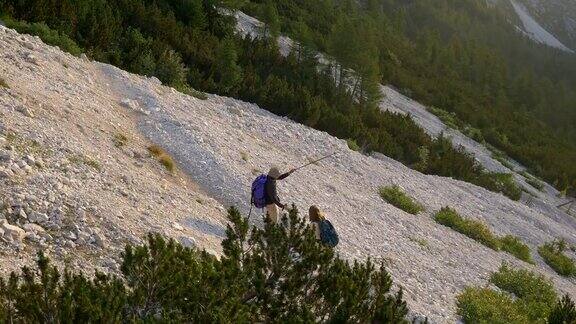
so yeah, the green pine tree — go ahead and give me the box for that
[214,37,243,93]
[0,206,410,322]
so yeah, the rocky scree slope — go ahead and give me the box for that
[1,25,576,322]
[0,29,227,276]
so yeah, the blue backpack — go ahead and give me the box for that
[251,175,268,208]
[319,220,339,247]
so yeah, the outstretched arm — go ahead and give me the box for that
[277,168,295,180]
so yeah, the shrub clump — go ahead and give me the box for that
[434,207,500,250]
[379,185,423,215]
[174,84,207,100]
[549,294,576,324]
[2,17,82,56]
[476,172,522,201]
[457,287,529,324]
[457,264,573,323]
[0,77,8,88]
[0,207,410,323]
[490,264,557,321]
[148,145,175,173]
[346,138,361,152]
[499,235,533,264]
[526,177,545,191]
[538,239,576,277]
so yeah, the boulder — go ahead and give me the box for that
[179,236,196,248]
[121,98,139,111]
[0,168,12,178]
[25,53,39,65]
[93,232,106,248]
[172,222,184,231]
[17,208,27,220]
[1,220,26,242]
[0,150,14,162]
[28,211,49,223]
[23,223,45,233]
[23,155,35,165]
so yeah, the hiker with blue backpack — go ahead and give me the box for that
[309,205,339,247]
[251,166,295,224]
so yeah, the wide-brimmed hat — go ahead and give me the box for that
[268,166,281,179]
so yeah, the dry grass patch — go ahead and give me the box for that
[113,133,129,148]
[148,145,175,173]
[69,154,102,171]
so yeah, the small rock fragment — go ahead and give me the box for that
[179,236,196,248]
[23,223,45,233]
[16,106,34,118]
[28,211,49,223]
[93,232,106,248]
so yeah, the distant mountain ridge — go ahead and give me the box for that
[493,0,576,51]
[519,0,576,48]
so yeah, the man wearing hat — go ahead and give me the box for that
[264,166,294,223]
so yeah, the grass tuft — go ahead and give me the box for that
[379,185,423,215]
[113,133,129,148]
[409,236,429,249]
[346,138,361,152]
[434,207,500,250]
[148,145,175,173]
[3,17,82,56]
[69,154,101,171]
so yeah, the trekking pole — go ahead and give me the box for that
[292,151,339,173]
[557,200,574,209]
[247,192,254,221]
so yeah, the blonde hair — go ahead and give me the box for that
[309,205,325,222]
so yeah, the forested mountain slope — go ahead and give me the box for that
[243,0,576,195]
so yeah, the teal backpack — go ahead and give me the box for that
[319,220,339,247]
